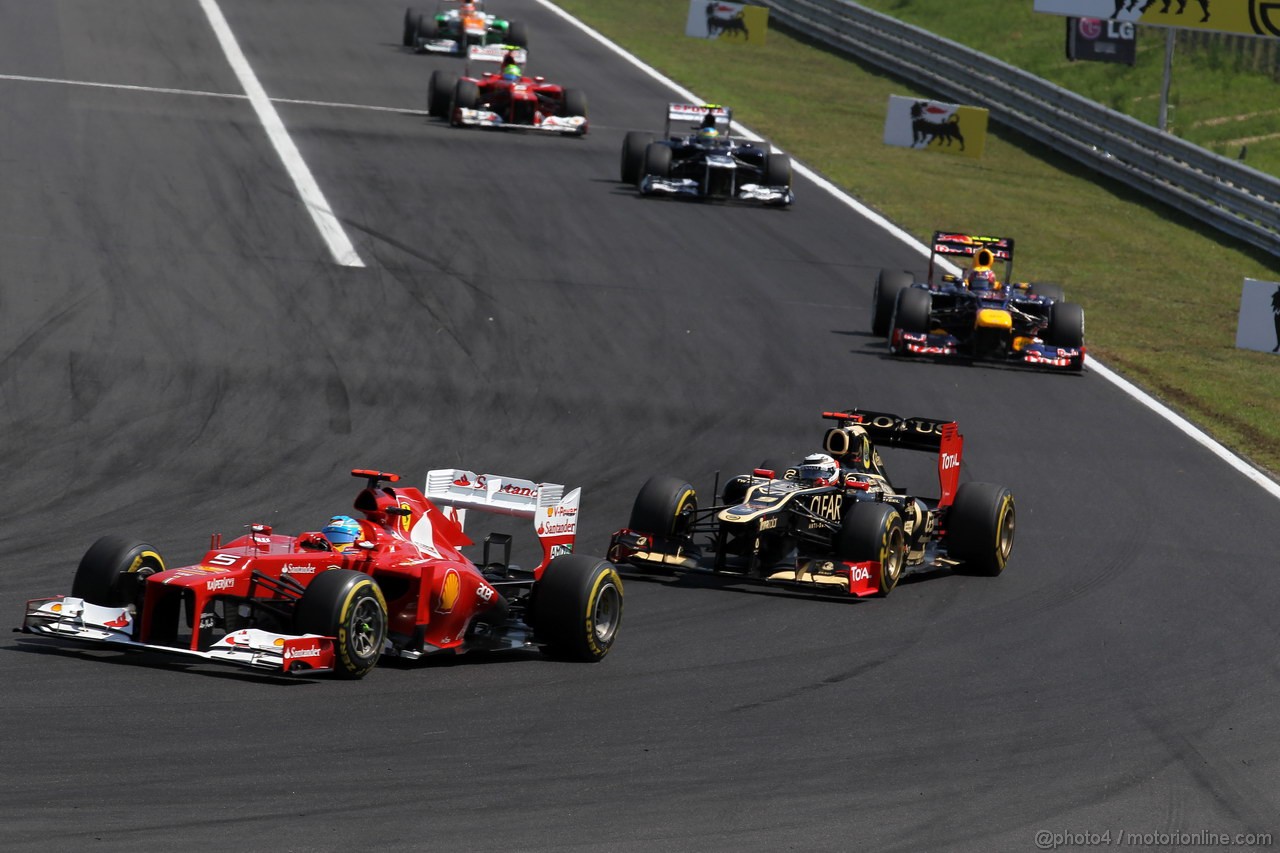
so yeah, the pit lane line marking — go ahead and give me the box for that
[199,0,363,268]
[533,0,1280,502]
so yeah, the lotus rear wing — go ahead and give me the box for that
[665,103,731,138]
[927,231,1015,286]
[425,469,580,574]
[821,409,963,507]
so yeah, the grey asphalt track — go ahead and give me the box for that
[2,1,1278,851]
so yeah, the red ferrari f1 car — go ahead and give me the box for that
[426,47,587,135]
[21,469,623,678]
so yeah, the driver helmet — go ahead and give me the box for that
[322,515,362,551]
[697,124,720,142]
[501,63,521,82]
[797,453,840,486]
[967,268,997,290]
[460,2,477,14]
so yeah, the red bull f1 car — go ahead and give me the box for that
[620,104,793,206]
[607,409,1015,598]
[872,232,1086,371]
[427,48,587,135]
[21,469,622,678]
[402,1,528,55]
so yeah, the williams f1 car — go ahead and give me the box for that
[427,49,587,135]
[403,1,528,55]
[21,469,622,678]
[620,104,793,206]
[608,409,1015,598]
[873,231,1086,371]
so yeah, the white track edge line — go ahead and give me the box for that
[198,0,364,268]
[533,0,1280,500]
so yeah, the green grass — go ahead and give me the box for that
[552,0,1280,477]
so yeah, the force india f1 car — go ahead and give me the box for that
[608,409,1015,598]
[21,469,622,679]
[620,104,794,206]
[427,48,587,135]
[402,1,528,55]
[873,231,1086,371]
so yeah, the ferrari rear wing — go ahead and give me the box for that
[822,409,963,506]
[424,469,580,572]
[467,43,527,64]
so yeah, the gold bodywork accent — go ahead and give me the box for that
[976,309,1013,330]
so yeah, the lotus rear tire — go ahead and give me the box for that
[947,482,1015,576]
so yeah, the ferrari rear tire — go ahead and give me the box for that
[71,535,166,610]
[947,482,1015,576]
[1046,301,1085,349]
[642,142,672,182]
[505,20,529,47]
[561,87,587,119]
[872,269,914,337]
[1030,282,1065,302]
[629,475,698,541]
[835,503,906,597]
[763,152,792,188]
[534,555,623,662]
[621,131,653,183]
[428,70,458,118]
[294,570,388,679]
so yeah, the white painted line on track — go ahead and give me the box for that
[0,73,431,116]
[198,0,364,268]
[533,0,1280,500]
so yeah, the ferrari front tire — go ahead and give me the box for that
[947,482,1015,576]
[534,556,623,661]
[294,570,388,679]
[835,503,905,597]
[428,70,458,118]
[561,88,588,121]
[451,79,479,125]
[71,535,166,610]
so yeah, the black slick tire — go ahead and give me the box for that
[763,152,792,188]
[294,570,388,679]
[642,142,672,182]
[628,475,698,540]
[873,269,914,337]
[428,70,458,118]
[835,502,905,597]
[533,555,623,662]
[1047,301,1085,349]
[621,131,652,183]
[71,535,166,611]
[947,482,1016,576]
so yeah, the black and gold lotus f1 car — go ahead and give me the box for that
[607,409,1015,598]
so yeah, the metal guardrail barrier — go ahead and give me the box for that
[760,0,1280,258]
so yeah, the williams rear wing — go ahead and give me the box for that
[821,409,963,506]
[665,103,731,138]
[424,469,580,574]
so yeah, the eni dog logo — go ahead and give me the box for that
[437,568,461,614]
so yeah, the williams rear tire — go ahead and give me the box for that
[294,570,388,679]
[534,556,623,662]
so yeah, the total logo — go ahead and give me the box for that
[851,566,872,582]
[206,577,236,592]
[941,453,960,470]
